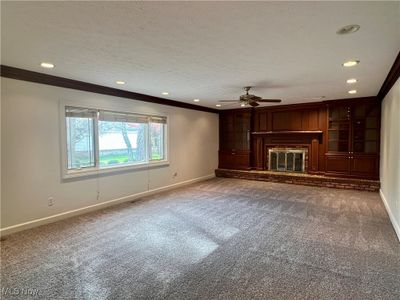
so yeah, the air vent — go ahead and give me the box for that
[336,24,360,35]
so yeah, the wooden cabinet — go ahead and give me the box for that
[325,154,379,178]
[219,109,251,169]
[218,97,380,179]
[325,99,380,179]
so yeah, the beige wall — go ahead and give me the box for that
[380,77,400,240]
[1,78,219,231]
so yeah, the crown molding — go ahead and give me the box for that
[377,50,400,101]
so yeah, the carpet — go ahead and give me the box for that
[1,178,399,299]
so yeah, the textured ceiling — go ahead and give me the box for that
[1,1,399,109]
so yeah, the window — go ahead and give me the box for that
[66,107,96,169]
[64,106,167,177]
[149,117,165,161]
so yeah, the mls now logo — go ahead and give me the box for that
[1,287,41,297]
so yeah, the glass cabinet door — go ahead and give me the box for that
[328,105,350,152]
[234,112,251,151]
[352,103,379,154]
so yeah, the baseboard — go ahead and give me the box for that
[0,174,215,237]
[380,189,400,242]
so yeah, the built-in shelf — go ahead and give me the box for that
[252,130,323,135]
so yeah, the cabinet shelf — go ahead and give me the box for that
[329,119,349,122]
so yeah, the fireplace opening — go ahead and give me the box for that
[268,148,306,173]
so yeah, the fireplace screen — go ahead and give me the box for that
[268,149,306,173]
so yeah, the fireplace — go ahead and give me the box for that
[268,148,307,173]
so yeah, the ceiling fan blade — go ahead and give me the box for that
[249,101,259,107]
[257,99,282,103]
[219,100,239,102]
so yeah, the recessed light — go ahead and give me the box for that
[216,104,222,107]
[193,99,200,102]
[40,62,54,69]
[346,78,357,84]
[336,24,360,35]
[240,103,246,107]
[342,60,360,67]
[116,81,125,85]
[162,92,169,95]
[348,90,357,94]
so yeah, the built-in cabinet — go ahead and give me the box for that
[218,97,380,180]
[219,109,251,169]
[325,99,380,179]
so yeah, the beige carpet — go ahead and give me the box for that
[1,178,399,299]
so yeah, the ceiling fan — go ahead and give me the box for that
[219,86,282,107]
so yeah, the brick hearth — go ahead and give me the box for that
[215,169,380,192]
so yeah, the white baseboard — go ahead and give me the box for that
[0,174,215,237]
[380,189,400,242]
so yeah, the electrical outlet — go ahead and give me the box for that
[48,197,54,206]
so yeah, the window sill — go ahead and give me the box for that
[63,160,169,180]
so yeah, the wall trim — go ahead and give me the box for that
[379,189,400,242]
[0,65,218,114]
[0,174,215,237]
[378,50,400,101]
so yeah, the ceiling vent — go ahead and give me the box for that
[336,24,360,35]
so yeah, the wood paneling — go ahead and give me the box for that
[308,109,319,130]
[310,139,319,172]
[272,111,302,131]
[254,104,325,133]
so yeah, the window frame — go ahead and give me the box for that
[60,100,169,179]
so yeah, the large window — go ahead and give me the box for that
[64,106,167,176]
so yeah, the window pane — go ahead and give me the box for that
[66,116,95,169]
[98,121,147,167]
[150,123,164,160]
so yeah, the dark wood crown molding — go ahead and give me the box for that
[0,65,218,114]
[378,50,400,101]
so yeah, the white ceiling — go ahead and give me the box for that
[1,1,399,109]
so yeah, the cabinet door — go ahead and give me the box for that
[252,136,264,170]
[219,112,235,151]
[218,151,235,169]
[350,155,379,179]
[351,102,379,154]
[234,111,251,151]
[234,151,251,170]
[325,154,350,175]
[327,105,350,153]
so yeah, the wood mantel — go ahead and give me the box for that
[252,131,323,135]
